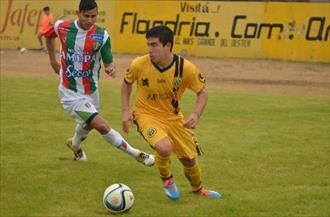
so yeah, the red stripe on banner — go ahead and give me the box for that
[82,26,96,95]
[58,21,71,89]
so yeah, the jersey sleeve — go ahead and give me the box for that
[100,30,113,64]
[124,58,139,84]
[185,63,206,93]
[42,20,61,38]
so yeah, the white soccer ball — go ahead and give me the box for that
[20,47,27,54]
[103,183,134,213]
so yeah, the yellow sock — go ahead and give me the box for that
[155,153,171,179]
[184,162,202,192]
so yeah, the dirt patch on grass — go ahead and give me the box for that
[1,50,329,97]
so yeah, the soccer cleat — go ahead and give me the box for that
[66,138,87,161]
[162,177,180,201]
[135,152,155,167]
[195,188,223,199]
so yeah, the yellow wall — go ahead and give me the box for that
[0,0,329,62]
[262,3,330,62]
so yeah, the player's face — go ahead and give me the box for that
[147,37,171,63]
[77,8,98,30]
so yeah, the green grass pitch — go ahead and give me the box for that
[1,74,329,216]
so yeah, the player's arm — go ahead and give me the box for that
[121,81,133,134]
[184,64,207,129]
[184,88,208,129]
[45,37,60,74]
[101,35,115,78]
[43,21,60,74]
[121,59,138,133]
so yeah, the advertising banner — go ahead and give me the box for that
[0,0,113,49]
[0,0,329,62]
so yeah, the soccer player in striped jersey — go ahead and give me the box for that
[121,25,223,200]
[43,0,154,166]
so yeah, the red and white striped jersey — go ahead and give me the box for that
[51,20,113,95]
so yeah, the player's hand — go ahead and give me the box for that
[122,109,133,134]
[50,60,60,74]
[105,63,116,78]
[183,112,200,129]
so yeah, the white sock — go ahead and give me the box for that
[72,124,89,151]
[102,129,140,157]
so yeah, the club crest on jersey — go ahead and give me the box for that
[90,34,104,42]
[172,77,182,89]
[147,128,157,138]
[93,41,102,50]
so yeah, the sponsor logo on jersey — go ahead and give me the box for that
[61,50,96,63]
[147,92,173,101]
[147,128,157,138]
[90,34,104,42]
[157,78,166,84]
[65,65,92,78]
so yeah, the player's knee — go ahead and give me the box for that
[156,138,172,156]
[180,158,196,167]
[90,120,110,134]
[88,114,110,134]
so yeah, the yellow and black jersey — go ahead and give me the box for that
[124,54,206,120]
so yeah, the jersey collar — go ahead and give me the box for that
[74,20,94,32]
[151,54,178,73]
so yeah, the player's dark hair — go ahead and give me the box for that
[146,25,174,51]
[79,0,98,12]
[43,6,50,11]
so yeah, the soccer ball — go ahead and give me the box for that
[103,183,134,213]
[20,48,27,54]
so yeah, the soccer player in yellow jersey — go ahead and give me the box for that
[121,25,223,200]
